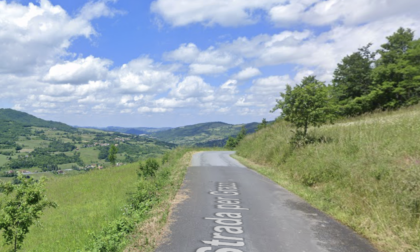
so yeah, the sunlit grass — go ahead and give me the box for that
[0,164,138,251]
[235,105,420,252]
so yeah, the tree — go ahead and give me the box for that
[333,44,376,115]
[236,126,247,142]
[0,173,56,251]
[393,38,420,106]
[224,137,238,150]
[371,27,416,109]
[271,76,336,136]
[257,118,267,131]
[108,145,118,166]
[138,158,160,177]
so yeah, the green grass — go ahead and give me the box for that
[235,105,420,252]
[0,155,8,166]
[79,147,100,164]
[0,164,138,251]
[16,139,49,150]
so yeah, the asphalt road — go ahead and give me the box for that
[155,151,378,252]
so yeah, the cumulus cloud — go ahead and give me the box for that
[232,67,261,80]
[189,64,227,75]
[112,57,179,94]
[43,56,112,84]
[269,0,420,27]
[164,43,242,75]
[0,0,117,75]
[250,75,292,96]
[151,0,420,28]
[151,0,285,27]
[170,76,214,100]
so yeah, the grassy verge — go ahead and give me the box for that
[0,147,196,251]
[123,148,195,251]
[1,162,138,251]
[235,105,420,252]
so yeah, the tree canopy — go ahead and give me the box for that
[271,76,336,136]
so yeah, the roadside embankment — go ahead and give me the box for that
[234,106,420,252]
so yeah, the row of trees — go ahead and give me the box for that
[272,27,420,137]
[333,27,420,115]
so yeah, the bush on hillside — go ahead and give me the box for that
[138,158,160,177]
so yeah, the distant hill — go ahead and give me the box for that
[0,109,75,132]
[78,121,262,147]
[149,121,260,146]
[77,126,172,135]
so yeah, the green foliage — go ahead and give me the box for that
[333,44,376,115]
[257,118,267,131]
[224,136,238,150]
[236,106,420,251]
[272,76,336,136]
[0,173,56,251]
[161,152,170,165]
[46,140,76,152]
[83,148,192,252]
[108,145,118,166]
[6,149,83,171]
[333,28,420,115]
[138,158,160,177]
[224,126,247,149]
[370,27,417,109]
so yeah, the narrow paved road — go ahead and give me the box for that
[156,151,378,252]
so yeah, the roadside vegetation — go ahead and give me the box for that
[235,27,420,252]
[0,147,194,251]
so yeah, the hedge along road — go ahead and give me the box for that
[155,151,378,252]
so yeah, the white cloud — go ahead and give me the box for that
[151,0,420,28]
[189,64,227,75]
[250,75,292,96]
[0,0,117,75]
[44,56,112,84]
[164,43,242,74]
[232,67,261,80]
[270,0,420,27]
[137,106,171,113]
[112,57,179,94]
[170,76,214,99]
[163,43,200,63]
[151,0,285,27]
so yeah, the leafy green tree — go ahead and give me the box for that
[333,44,376,115]
[0,173,57,251]
[257,118,267,131]
[371,27,417,108]
[236,126,247,142]
[224,136,238,150]
[271,76,336,136]
[138,158,160,177]
[108,145,118,166]
[393,38,420,106]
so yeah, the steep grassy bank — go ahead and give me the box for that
[0,148,195,251]
[235,106,420,252]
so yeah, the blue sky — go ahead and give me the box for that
[1,0,420,127]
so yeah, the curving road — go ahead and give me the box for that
[156,151,378,252]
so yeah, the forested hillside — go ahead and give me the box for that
[0,110,175,175]
[149,121,259,146]
[0,109,75,132]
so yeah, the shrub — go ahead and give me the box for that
[138,158,160,177]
